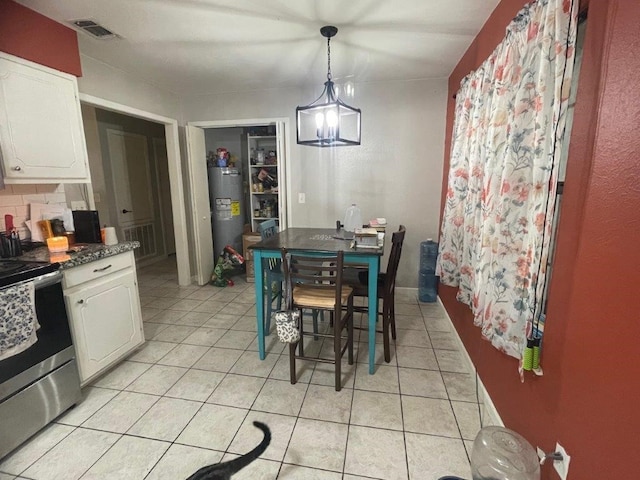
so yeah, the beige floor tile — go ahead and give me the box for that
[145,444,223,480]
[284,418,348,472]
[182,327,227,346]
[398,367,448,399]
[82,391,158,434]
[405,432,471,479]
[394,304,421,316]
[429,330,462,350]
[215,330,257,350]
[230,350,279,377]
[193,346,244,373]
[91,361,151,390]
[299,384,353,424]
[146,309,187,325]
[278,464,342,479]
[230,314,259,331]
[79,435,169,480]
[394,328,431,347]
[402,396,459,438]
[128,340,177,363]
[176,403,248,451]
[269,353,314,383]
[247,335,286,355]
[219,302,253,316]
[0,423,75,475]
[127,397,201,442]
[354,363,399,394]
[191,300,227,315]
[173,311,214,327]
[344,425,407,480]
[395,345,438,370]
[394,314,428,331]
[142,322,169,339]
[451,401,481,441]
[186,288,217,301]
[22,428,119,480]
[350,390,403,431]
[219,454,280,480]
[202,312,240,328]
[56,387,119,426]
[442,372,478,402]
[152,324,198,343]
[206,374,266,409]
[228,411,296,462]
[124,364,187,395]
[167,298,205,311]
[165,369,225,402]
[252,379,308,416]
[354,339,396,366]
[310,360,356,389]
[435,349,470,373]
[157,344,209,368]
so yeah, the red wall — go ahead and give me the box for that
[0,0,81,76]
[440,0,640,478]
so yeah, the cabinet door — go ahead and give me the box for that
[0,53,89,183]
[65,269,143,383]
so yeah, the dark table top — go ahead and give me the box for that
[248,228,383,256]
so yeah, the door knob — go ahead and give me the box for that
[12,166,21,171]
[122,209,132,214]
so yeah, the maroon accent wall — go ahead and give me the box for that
[440,0,640,478]
[0,0,81,76]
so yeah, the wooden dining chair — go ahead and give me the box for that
[344,225,406,363]
[281,248,354,391]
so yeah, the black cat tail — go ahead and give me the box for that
[185,421,271,479]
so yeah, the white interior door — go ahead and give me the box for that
[107,130,154,227]
[275,121,288,229]
[186,125,214,285]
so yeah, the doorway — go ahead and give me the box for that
[186,118,291,285]
[78,93,190,285]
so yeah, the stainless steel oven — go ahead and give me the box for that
[0,261,82,459]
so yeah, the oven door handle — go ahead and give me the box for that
[33,270,63,290]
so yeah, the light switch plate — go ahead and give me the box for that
[298,193,305,204]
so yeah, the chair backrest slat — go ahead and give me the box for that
[383,225,406,295]
[281,248,345,310]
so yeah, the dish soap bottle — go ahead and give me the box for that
[343,204,362,232]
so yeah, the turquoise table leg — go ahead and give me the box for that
[254,250,265,360]
[367,255,379,374]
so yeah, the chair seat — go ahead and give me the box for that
[293,284,353,309]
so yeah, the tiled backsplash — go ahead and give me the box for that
[0,184,67,239]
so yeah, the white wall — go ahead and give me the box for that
[77,55,183,123]
[182,78,447,287]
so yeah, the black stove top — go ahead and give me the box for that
[0,259,59,288]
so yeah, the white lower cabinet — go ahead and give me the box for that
[63,251,144,385]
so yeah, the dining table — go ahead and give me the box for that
[249,227,384,374]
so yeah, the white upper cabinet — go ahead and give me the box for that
[0,52,90,183]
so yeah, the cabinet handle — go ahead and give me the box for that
[93,264,112,272]
[77,299,84,304]
[12,166,21,171]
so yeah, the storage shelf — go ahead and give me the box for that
[250,164,277,167]
[251,191,278,195]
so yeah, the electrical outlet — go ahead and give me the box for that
[553,442,570,480]
[71,201,87,211]
[298,193,305,204]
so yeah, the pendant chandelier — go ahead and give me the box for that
[296,26,361,147]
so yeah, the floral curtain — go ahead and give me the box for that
[437,0,577,362]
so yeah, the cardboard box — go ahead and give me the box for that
[243,233,262,281]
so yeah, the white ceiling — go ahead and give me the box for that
[17,0,500,97]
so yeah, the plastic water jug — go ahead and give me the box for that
[419,238,439,302]
[343,204,362,232]
[470,427,540,480]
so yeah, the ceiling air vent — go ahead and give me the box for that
[70,20,119,40]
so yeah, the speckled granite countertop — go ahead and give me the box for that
[18,241,140,270]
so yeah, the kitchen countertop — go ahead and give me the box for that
[18,241,140,270]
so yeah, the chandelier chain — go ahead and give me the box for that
[327,36,332,81]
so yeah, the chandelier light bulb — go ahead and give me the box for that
[326,110,338,127]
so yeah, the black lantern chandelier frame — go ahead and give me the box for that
[296,26,361,147]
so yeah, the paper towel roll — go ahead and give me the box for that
[101,227,118,246]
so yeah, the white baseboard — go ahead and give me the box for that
[434,296,504,428]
